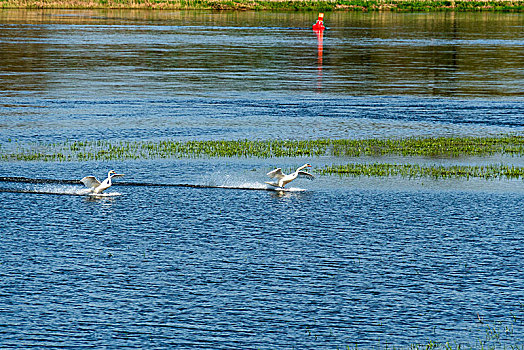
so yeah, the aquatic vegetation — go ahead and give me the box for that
[2,135,524,162]
[319,163,524,180]
[327,135,524,158]
[303,313,523,349]
[1,0,523,11]
[2,136,524,180]
[1,139,328,161]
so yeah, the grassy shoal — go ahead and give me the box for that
[2,136,524,179]
[320,163,524,179]
[1,0,524,11]
[3,135,524,161]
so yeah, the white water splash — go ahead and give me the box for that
[271,187,306,192]
[202,172,261,188]
[34,185,122,196]
[221,181,267,189]
[87,192,122,197]
[201,172,307,191]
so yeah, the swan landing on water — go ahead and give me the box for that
[265,164,315,189]
[80,170,124,194]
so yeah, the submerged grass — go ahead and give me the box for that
[320,163,524,180]
[2,135,524,180]
[306,306,524,350]
[1,0,523,11]
[2,135,524,161]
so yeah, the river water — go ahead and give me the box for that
[0,9,523,349]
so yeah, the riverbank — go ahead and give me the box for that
[1,0,523,11]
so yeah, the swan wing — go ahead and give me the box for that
[81,176,101,189]
[297,171,315,180]
[267,168,285,179]
[111,173,125,179]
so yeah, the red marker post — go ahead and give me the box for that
[312,13,325,90]
[312,13,325,31]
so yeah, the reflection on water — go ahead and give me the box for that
[0,9,523,143]
[315,27,324,91]
[1,10,523,97]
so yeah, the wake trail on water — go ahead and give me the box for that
[0,176,307,193]
[211,182,305,192]
[0,186,121,197]
[0,177,121,196]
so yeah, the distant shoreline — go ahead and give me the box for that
[1,0,523,11]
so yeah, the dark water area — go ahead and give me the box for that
[0,9,523,349]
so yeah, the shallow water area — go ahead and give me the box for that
[1,8,524,349]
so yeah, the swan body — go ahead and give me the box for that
[266,164,314,188]
[80,170,124,194]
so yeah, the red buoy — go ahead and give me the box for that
[312,13,325,31]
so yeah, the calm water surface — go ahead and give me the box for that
[0,10,523,142]
[0,9,523,348]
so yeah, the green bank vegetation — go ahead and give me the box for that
[1,0,523,11]
[2,135,524,180]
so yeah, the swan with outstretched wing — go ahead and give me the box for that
[80,170,124,194]
[265,164,314,188]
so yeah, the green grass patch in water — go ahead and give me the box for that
[319,163,524,180]
[2,135,524,161]
[3,135,524,179]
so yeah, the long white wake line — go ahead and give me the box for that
[33,185,122,196]
[0,177,310,194]
[206,179,306,192]
[201,172,310,192]
[0,184,307,195]
[50,185,121,196]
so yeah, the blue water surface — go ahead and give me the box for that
[1,9,523,349]
[1,173,523,349]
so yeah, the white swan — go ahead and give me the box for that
[265,164,315,188]
[80,170,124,194]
